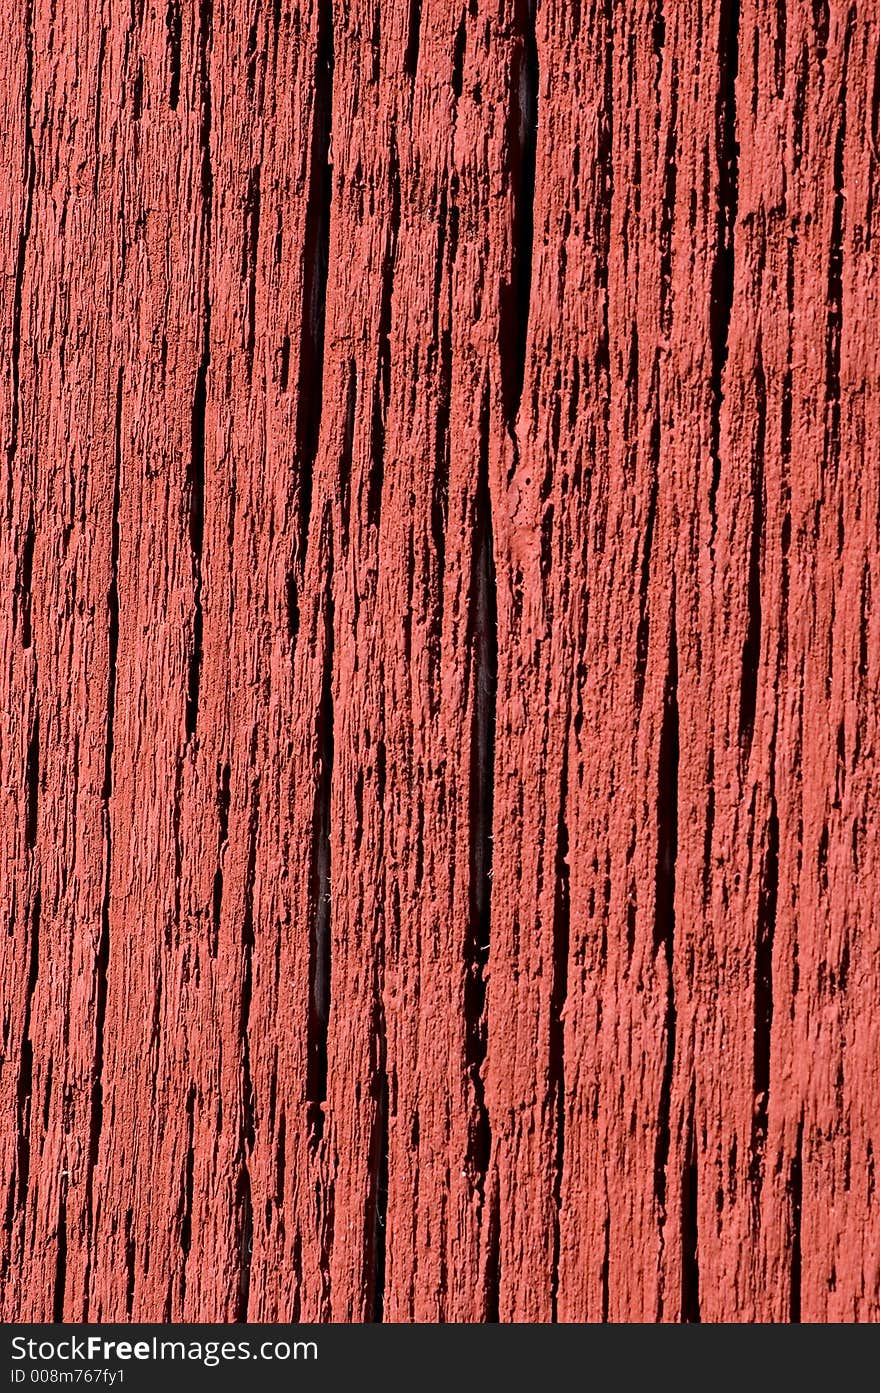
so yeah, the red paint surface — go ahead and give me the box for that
[2,0,880,1322]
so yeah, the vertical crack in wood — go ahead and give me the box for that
[635,360,660,715]
[653,592,679,1316]
[15,512,35,649]
[429,322,452,711]
[680,1084,700,1322]
[750,756,778,1203]
[824,9,853,482]
[6,0,35,517]
[14,890,40,1217]
[84,368,123,1314]
[185,0,214,741]
[708,0,739,537]
[404,0,421,81]
[464,391,496,1201]
[243,165,261,376]
[210,761,231,956]
[368,130,400,529]
[365,1026,389,1321]
[293,0,334,597]
[179,1083,195,1309]
[499,0,538,434]
[363,714,389,1321]
[92,27,106,205]
[339,358,357,554]
[124,1207,136,1317]
[549,740,570,1320]
[428,175,458,708]
[166,0,182,109]
[451,13,466,100]
[24,705,39,854]
[52,1184,67,1321]
[659,62,678,338]
[600,1192,611,1322]
[307,520,334,1147]
[739,338,765,759]
[483,1177,501,1322]
[463,388,498,1316]
[774,0,787,98]
[237,742,260,1318]
[789,1114,804,1322]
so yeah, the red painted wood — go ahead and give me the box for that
[2,0,879,1321]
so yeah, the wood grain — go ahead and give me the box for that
[2,0,879,1321]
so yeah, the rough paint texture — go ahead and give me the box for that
[2,0,880,1324]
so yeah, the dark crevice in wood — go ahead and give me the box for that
[451,13,466,99]
[25,704,39,853]
[600,1198,611,1321]
[15,889,40,1213]
[872,36,880,159]
[681,1088,701,1322]
[307,523,334,1147]
[824,10,853,479]
[789,1116,803,1322]
[243,164,261,374]
[186,0,213,741]
[708,0,740,537]
[16,511,35,648]
[635,362,660,713]
[774,0,787,97]
[654,594,679,1315]
[186,337,208,743]
[739,340,765,758]
[92,28,107,204]
[364,1024,389,1320]
[339,358,357,553]
[166,0,182,109]
[363,694,390,1322]
[703,747,715,908]
[659,62,678,337]
[368,132,400,529]
[179,1083,195,1307]
[84,370,123,1313]
[483,1180,501,1322]
[237,760,259,1318]
[811,0,830,65]
[652,0,665,91]
[404,0,421,79]
[294,0,334,572]
[751,792,778,1184]
[236,1166,253,1319]
[464,389,496,1203]
[124,1206,136,1317]
[549,742,570,1320]
[210,761,231,955]
[429,326,452,709]
[499,0,538,432]
[6,0,35,514]
[595,0,613,405]
[52,1184,67,1321]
